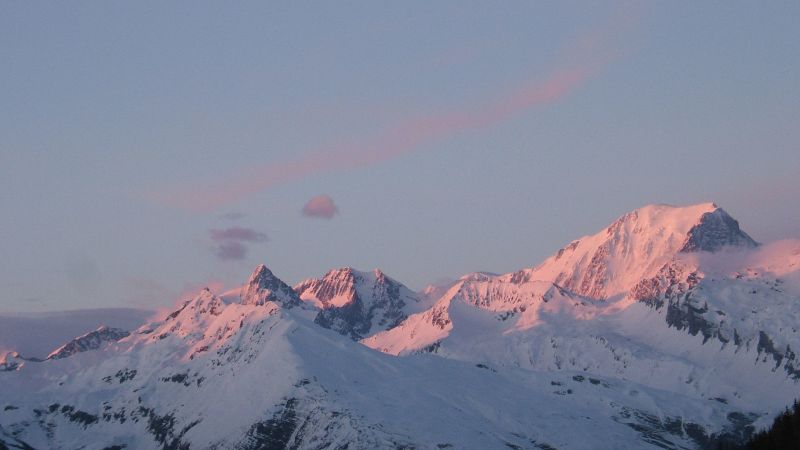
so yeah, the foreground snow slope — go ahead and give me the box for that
[0,272,756,449]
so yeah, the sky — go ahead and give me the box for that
[1,1,799,313]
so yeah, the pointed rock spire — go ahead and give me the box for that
[240,264,301,307]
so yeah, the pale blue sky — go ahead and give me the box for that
[2,1,798,312]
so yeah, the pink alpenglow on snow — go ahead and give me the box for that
[302,195,339,219]
[208,226,268,261]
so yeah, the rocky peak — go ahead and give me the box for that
[296,267,421,340]
[524,203,747,300]
[247,264,274,287]
[294,267,359,308]
[166,288,224,321]
[46,326,130,360]
[373,268,387,282]
[0,351,26,372]
[240,264,300,307]
[680,208,758,252]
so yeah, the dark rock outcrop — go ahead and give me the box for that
[681,208,758,253]
[241,264,301,308]
[47,326,130,360]
[297,268,414,340]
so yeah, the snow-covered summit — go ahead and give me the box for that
[364,203,800,414]
[519,202,757,300]
[367,203,768,357]
[294,267,425,340]
[294,267,365,309]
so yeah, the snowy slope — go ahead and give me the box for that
[0,268,758,449]
[364,203,799,414]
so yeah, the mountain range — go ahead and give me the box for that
[2,202,799,449]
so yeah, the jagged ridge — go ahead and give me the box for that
[47,326,130,360]
[295,267,422,340]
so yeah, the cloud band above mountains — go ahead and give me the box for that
[152,4,639,213]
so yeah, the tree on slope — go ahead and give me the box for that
[743,400,800,450]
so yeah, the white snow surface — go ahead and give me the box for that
[0,292,756,450]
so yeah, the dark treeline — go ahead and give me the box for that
[716,401,800,450]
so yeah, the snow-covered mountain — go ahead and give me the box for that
[294,267,426,340]
[364,203,800,409]
[519,202,755,300]
[1,202,798,449]
[46,326,130,360]
[0,267,756,450]
[0,308,153,359]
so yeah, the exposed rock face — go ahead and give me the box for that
[631,260,737,345]
[629,262,700,309]
[0,352,25,372]
[632,260,800,379]
[46,326,130,360]
[680,208,758,253]
[295,268,418,340]
[241,264,301,308]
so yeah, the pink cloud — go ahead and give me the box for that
[302,195,339,219]
[152,4,641,212]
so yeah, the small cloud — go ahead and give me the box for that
[302,195,339,219]
[220,212,246,221]
[208,226,268,261]
[214,241,248,260]
[210,227,268,243]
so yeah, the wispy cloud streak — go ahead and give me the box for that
[156,4,641,212]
